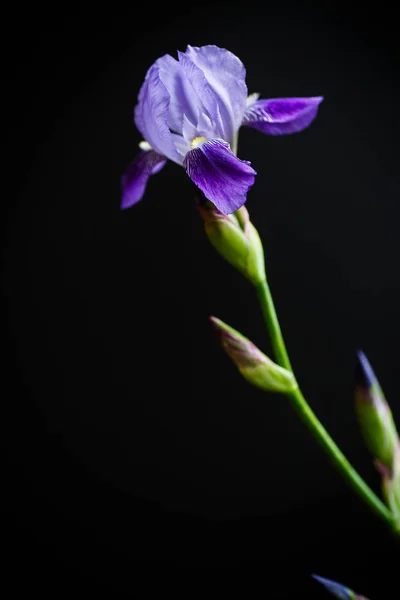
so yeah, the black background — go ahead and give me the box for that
[2,1,400,596]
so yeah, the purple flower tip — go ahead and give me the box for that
[312,575,353,599]
[355,350,377,390]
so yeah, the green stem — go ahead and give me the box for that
[255,278,394,528]
[231,131,239,157]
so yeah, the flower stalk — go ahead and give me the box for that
[254,276,393,528]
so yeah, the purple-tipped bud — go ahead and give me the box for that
[354,351,399,472]
[312,574,369,599]
[197,201,265,286]
[210,316,297,393]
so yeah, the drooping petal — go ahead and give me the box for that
[183,139,256,214]
[134,65,181,163]
[121,150,166,209]
[185,45,248,144]
[243,96,323,135]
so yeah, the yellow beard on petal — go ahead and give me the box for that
[190,136,208,149]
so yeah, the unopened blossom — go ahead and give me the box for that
[121,45,323,214]
[355,350,399,471]
[197,202,265,285]
[210,316,297,393]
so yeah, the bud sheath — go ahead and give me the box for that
[376,441,400,532]
[210,317,297,393]
[198,201,265,286]
[354,351,399,471]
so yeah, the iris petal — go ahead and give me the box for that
[183,138,256,215]
[121,150,166,209]
[177,51,225,140]
[185,45,248,144]
[134,65,181,163]
[155,53,203,135]
[243,96,323,135]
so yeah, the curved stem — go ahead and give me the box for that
[255,278,292,372]
[255,278,394,528]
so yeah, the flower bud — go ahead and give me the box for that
[312,574,369,599]
[197,200,265,286]
[210,316,297,393]
[354,351,399,471]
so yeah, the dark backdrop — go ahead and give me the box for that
[2,1,400,596]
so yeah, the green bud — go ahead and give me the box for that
[354,351,399,471]
[197,201,265,286]
[210,316,297,393]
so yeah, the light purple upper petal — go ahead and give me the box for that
[177,51,225,141]
[121,150,166,209]
[243,96,323,135]
[155,53,204,135]
[182,112,215,146]
[170,131,190,159]
[185,45,248,144]
[134,65,181,163]
[183,138,256,214]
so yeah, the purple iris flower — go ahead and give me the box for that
[121,45,323,214]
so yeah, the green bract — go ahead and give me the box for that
[198,202,265,286]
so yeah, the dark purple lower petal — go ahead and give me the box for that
[183,139,256,214]
[243,96,323,135]
[121,150,166,209]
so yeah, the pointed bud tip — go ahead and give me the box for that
[209,316,224,331]
[209,316,241,346]
[355,350,377,389]
[312,574,353,599]
[312,574,330,586]
[210,316,220,334]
